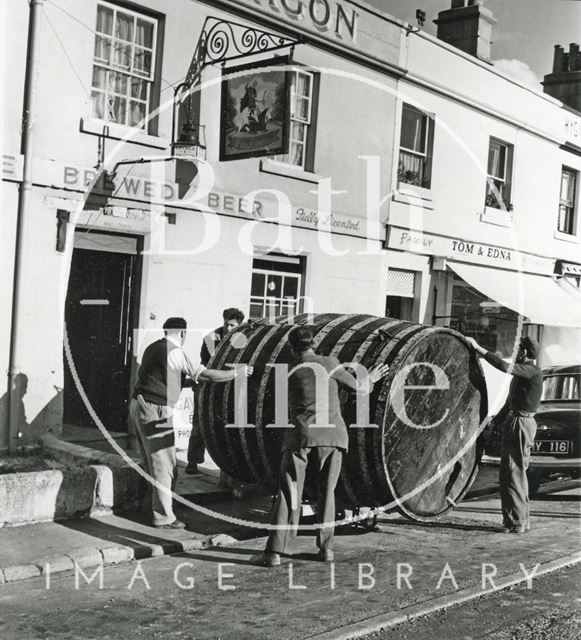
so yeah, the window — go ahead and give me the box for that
[485,138,513,210]
[449,273,519,358]
[558,167,578,235]
[91,2,158,130]
[272,69,317,170]
[542,374,581,401]
[398,104,434,189]
[385,269,416,320]
[250,254,304,320]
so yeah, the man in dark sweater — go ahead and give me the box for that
[186,308,245,474]
[467,335,543,533]
[130,317,252,529]
[251,327,389,566]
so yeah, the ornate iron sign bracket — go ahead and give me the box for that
[172,17,302,148]
[185,17,301,87]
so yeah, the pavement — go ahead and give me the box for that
[0,455,274,584]
[0,481,579,640]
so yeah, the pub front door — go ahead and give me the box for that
[64,232,141,431]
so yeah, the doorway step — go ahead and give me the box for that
[0,434,146,527]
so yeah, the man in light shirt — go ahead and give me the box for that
[130,317,253,529]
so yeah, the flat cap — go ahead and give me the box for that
[520,335,539,359]
[163,317,187,330]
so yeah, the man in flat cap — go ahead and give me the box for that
[251,326,389,566]
[130,317,252,529]
[467,335,543,533]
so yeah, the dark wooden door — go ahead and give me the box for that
[64,248,136,431]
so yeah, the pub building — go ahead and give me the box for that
[2,0,581,450]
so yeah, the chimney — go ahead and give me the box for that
[553,45,566,72]
[434,0,497,63]
[543,43,581,111]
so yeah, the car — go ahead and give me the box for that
[481,364,581,495]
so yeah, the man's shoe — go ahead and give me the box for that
[232,486,245,499]
[509,525,526,534]
[185,463,200,475]
[154,520,186,530]
[317,548,334,562]
[250,551,281,567]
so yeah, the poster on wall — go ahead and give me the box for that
[220,56,290,161]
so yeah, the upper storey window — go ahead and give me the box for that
[398,104,434,190]
[272,69,317,171]
[91,2,158,130]
[485,138,513,210]
[558,167,578,236]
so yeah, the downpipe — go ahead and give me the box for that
[6,0,45,452]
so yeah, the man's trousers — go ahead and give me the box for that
[129,395,177,526]
[266,447,343,555]
[499,413,537,528]
[187,386,205,465]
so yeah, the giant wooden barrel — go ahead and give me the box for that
[199,314,487,521]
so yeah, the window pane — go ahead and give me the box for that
[561,171,571,201]
[108,71,128,94]
[265,298,281,318]
[485,178,506,209]
[283,277,298,299]
[281,300,295,317]
[107,96,126,123]
[265,275,282,298]
[91,91,105,119]
[92,67,107,89]
[569,172,577,200]
[400,107,426,153]
[112,42,131,69]
[115,12,134,43]
[290,121,306,142]
[129,101,146,127]
[130,77,148,100]
[290,141,304,167]
[135,18,154,48]
[133,47,152,76]
[94,36,111,63]
[398,150,424,186]
[487,141,506,179]
[295,72,311,97]
[251,273,265,297]
[249,303,263,320]
[558,204,573,234]
[451,277,518,357]
[96,5,114,35]
[561,170,576,204]
[294,97,310,122]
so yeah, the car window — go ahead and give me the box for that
[542,375,581,401]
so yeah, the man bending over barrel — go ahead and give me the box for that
[251,326,389,566]
[467,335,542,534]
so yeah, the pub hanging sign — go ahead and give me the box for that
[220,57,291,161]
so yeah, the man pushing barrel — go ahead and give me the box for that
[467,335,542,534]
[130,317,253,529]
[251,326,390,566]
